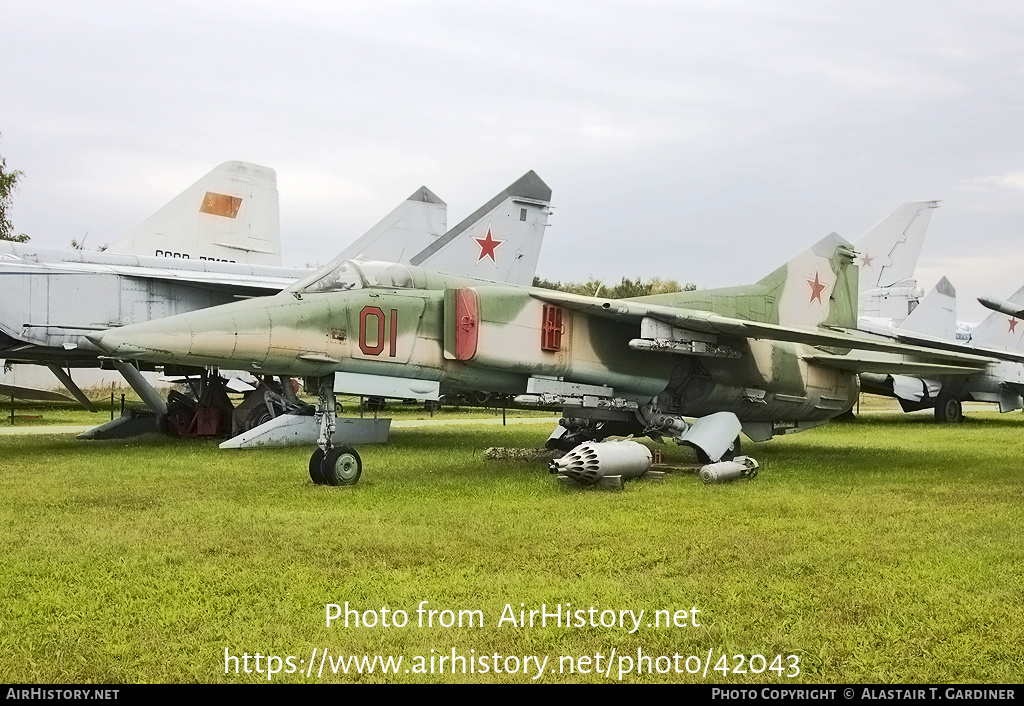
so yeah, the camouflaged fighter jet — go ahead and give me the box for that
[87,210,996,485]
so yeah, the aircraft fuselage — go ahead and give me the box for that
[88,262,859,430]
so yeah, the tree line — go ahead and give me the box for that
[532,275,697,298]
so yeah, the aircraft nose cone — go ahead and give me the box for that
[84,331,154,358]
[85,318,193,362]
[84,330,111,351]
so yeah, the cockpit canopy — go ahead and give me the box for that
[288,258,414,294]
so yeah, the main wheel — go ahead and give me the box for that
[934,392,963,423]
[321,446,362,486]
[164,400,195,437]
[243,404,275,432]
[309,448,326,485]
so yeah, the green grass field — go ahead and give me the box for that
[1,413,1022,683]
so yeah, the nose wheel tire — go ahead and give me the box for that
[322,446,362,486]
[309,449,326,485]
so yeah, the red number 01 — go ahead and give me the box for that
[359,306,398,357]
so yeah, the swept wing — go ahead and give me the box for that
[529,288,994,372]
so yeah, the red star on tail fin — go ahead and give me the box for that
[806,272,828,305]
[474,229,504,263]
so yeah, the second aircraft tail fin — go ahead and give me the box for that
[409,171,552,286]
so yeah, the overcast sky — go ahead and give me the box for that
[3,0,1023,321]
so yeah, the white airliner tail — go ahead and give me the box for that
[110,161,281,266]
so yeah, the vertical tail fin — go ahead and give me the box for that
[409,171,551,286]
[649,233,857,329]
[110,161,281,265]
[855,200,939,320]
[757,232,859,329]
[897,276,957,340]
[336,186,447,263]
[854,200,939,290]
[969,284,1024,351]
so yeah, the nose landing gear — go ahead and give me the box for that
[308,374,364,486]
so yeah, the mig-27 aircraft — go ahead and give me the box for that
[88,195,994,485]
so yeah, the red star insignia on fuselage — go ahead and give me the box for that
[859,252,875,268]
[474,229,503,263]
[806,272,828,305]
[1009,318,1018,334]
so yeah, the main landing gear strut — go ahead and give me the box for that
[309,374,362,486]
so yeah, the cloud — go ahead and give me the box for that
[964,172,1024,191]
